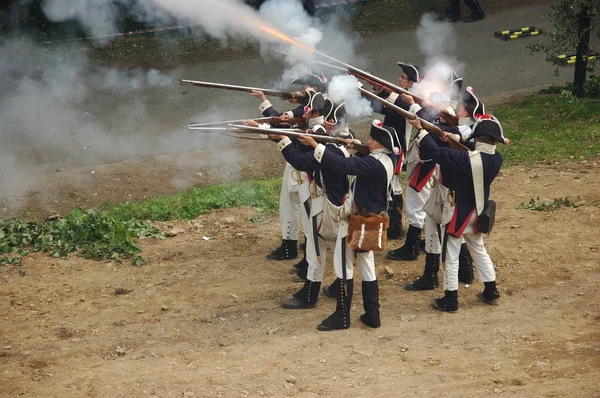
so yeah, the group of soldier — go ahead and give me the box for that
[244,59,506,331]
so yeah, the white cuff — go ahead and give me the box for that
[257,123,271,129]
[283,111,294,119]
[314,143,326,163]
[386,92,400,103]
[277,137,293,151]
[259,100,273,114]
[414,129,429,145]
[409,103,422,114]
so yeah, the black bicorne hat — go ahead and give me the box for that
[305,91,327,115]
[467,114,509,144]
[463,86,485,117]
[397,62,422,83]
[324,101,347,127]
[291,72,327,93]
[370,119,400,154]
[449,70,463,101]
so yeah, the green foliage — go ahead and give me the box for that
[520,197,582,211]
[527,0,600,59]
[0,209,163,266]
[108,179,281,222]
[494,93,600,165]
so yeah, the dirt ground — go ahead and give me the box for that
[1,156,600,397]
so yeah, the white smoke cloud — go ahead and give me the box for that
[413,13,464,108]
[328,75,373,118]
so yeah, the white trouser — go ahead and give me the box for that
[424,215,441,254]
[332,222,377,282]
[280,163,303,240]
[305,212,327,282]
[406,182,431,229]
[442,212,496,291]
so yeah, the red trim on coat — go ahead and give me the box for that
[409,165,436,192]
[394,152,404,175]
[446,208,476,238]
[305,172,313,183]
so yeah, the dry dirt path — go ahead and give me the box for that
[1,162,599,397]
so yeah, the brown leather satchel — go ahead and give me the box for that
[348,212,390,252]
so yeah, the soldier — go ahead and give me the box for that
[298,119,399,330]
[408,115,506,312]
[268,95,351,309]
[368,62,423,241]
[248,74,327,262]
[404,73,476,290]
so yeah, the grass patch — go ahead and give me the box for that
[107,178,281,222]
[0,178,280,266]
[494,93,600,165]
[519,197,581,211]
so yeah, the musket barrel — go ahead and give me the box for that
[181,80,293,98]
[313,51,426,104]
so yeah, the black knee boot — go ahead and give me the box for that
[433,290,458,313]
[323,278,341,298]
[317,279,353,331]
[464,0,484,22]
[479,281,500,305]
[282,280,321,309]
[387,194,405,240]
[446,0,461,18]
[458,243,474,284]
[387,225,421,261]
[360,280,381,328]
[404,253,440,291]
[267,239,298,260]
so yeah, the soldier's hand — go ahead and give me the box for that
[267,133,285,141]
[243,120,260,127]
[407,118,422,129]
[401,93,415,106]
[248,90,267,102]
[280,114,290,121]
[298,135,318,148]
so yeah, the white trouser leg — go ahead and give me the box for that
[463,233,496,283]
[306,213,327,282]
[405,183,431,229]
[280,163,301,240]
[333,224,354,280]
[442,233,461,291]
[424,215,441,254]
[356,251,376,282]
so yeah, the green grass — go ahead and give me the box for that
[107,178,281,222]
[494,94,600,165]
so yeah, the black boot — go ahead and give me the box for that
[404,253,440,291]
[432,290,458,313]
[458,243,474,284]
[291,265,307,283]
[439,0,461,21]
[463,0,484,22]
[359,280,381,328]
[387,226,421,261]
[387,194,405,239]
[479,281,500,305]
[323,278,341,298]
[317,279,353,331]
[289,255,308,274]
[266,239,298,260]
[282,280,321,309]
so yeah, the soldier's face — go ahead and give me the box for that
[398,73,412,90]
[368,136,383,152]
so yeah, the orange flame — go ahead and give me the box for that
[255,23,315,53]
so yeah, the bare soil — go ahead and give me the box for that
[1,159,599,397]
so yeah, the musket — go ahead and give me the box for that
[186,116,307,129]
[312,52,458,127]
[358,87,468,151]
[228,125,372,155]
[181,79,304,101]
[274,49,349,73]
